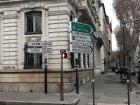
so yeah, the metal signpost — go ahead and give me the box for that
[26,41,52,94]
[75,64,79,94]
[60,50,67,101]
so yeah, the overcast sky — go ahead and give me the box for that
[102,0,120,51]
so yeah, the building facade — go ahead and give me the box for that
[134,36,140,67]
[0,0,111,92]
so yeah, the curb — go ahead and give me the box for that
[0,98,80,105]
[88,103,137,105]
[132,79,140,89]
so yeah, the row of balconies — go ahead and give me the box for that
[76,0,100,26]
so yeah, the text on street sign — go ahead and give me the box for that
[70,22,93,34]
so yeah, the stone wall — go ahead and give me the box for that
[0,69,92,93]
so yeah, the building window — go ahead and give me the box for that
[70,52,75,68]
[24,44,42,69]
[25,11,42,35]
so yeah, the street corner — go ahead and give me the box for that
[0,98,80,105]
[44,98,80,105]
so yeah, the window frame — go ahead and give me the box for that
[24,44,42,69]
[25,11,42,35]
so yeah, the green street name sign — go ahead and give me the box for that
[70,22,93,34]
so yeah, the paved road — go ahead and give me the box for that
[74,72,140,105]
[0,72,139,105]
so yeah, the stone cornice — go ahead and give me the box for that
[0,0,24,3]
[18,6,48,13]
[0,0,66,3]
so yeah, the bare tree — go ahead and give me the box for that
[113,0,140,66]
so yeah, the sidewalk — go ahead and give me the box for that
[0,72,139,105]
[74,72,140,105]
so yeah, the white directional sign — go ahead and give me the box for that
[27,41,52,47]
[27,48,52,53]
[27,48,43,53]
[70,33,91,53]
[70,33,91,45]
[70,43,91,54]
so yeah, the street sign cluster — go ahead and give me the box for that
[70,22,93,54]
[25,41,52,53]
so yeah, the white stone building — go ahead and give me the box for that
[0,0,111,92]
[93,2,112,73]
[99,3,112,72]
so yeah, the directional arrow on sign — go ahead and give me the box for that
[27,48,52,53]
[27,41,52,47]
[70,22,93,34]
[27,48,43,53]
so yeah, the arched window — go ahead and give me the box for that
[25,11,42,34]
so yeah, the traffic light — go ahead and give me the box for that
[60,50,67,59]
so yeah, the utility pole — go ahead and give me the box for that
[122,22,130,105]
[90,33,97,105]
[122,22,125,68]
[121,18,140,105]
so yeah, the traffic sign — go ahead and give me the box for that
[70,43,91,54]
[27,41,52,47]
[70,22,93,34]
[70,32,91,53]
[27,48,43,53]
[70,33,91,46]
[27,48,52,53]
